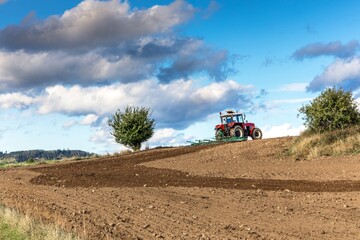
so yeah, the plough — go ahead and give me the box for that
[187,136,247,146]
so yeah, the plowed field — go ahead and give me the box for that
[2,137,360,239]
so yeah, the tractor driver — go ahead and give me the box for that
[226,116,233,123]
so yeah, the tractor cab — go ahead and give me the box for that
[220,110,245,125]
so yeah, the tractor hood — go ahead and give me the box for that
[214,124,223,130]
[243,122,255,128]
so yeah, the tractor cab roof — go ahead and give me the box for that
[220,110,244,117]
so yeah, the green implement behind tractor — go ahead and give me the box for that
[188,136,247,146]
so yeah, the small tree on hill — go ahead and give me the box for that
[108,106,156,151]
[299,87,360,133]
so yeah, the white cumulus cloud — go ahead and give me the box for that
[0,92,34,109]
[262,123,305,139]
[307,57,360,92]
[80,114,99,125]
[149,128,192,146]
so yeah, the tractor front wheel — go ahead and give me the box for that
[251,128,263,140]
[230,126,244,138]
[215,129,225,140]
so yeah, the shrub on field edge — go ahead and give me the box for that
[290,125,360,159]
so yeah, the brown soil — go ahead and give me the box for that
[1,137,360,239]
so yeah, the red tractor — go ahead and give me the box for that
[214,110,263,140]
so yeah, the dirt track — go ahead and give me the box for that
[2,137,360,239]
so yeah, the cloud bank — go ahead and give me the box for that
[293,40,359,60]
[0,0,236,91]
[0,79,253,129]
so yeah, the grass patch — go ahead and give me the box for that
[290,125,360,159]
[0,205,79,240]
[0,156,98,169]
[0,160,48,169]
[0,221,26,240]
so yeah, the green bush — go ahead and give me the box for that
[108,106,156,151]
[299,87,360,133]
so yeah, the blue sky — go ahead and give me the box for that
[1,0,360,153]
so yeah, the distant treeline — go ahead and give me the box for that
[0,149,94,162]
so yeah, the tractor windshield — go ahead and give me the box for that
[235,114,244,123]
[221,116,234,124]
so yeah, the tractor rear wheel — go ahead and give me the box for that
[215,129,225,140]
[251,128,263,140]
[230,126,244,138]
